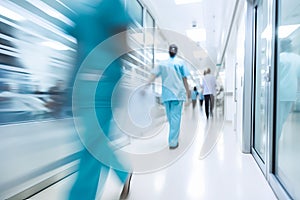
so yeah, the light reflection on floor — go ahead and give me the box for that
[30,103,277,200]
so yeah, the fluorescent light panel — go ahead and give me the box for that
[262,24,300,39]
[186,28,206,42]
[279,24,300,38]
[175,0,203,5]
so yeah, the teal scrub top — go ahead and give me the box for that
[152,57,189,103]
[191,90,198,100]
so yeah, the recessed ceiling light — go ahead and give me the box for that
[175,0,203,5]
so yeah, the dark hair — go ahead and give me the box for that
[169,44,178,50]
[169,44,178,58]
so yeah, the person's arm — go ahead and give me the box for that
[147,74,156,86]
[183,77,190,99]
[199,79,203,88]
[147,64,161,86]
[140,74,156,96]
[180,63,190,99]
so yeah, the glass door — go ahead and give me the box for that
[274,0,300,198]
[253,0,273,169]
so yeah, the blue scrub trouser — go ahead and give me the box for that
[164,101,183,147]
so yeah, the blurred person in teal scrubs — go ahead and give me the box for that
[64,0,133,199]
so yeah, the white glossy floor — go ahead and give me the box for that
[30,105,278,200]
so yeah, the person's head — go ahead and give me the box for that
[169,44,178,58]
[193,86,197,91]
[206,68,211,74]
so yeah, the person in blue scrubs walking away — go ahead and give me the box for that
[147,44,190,149]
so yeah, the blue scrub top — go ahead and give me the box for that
[191,90,198,100]
[152,57,189,103]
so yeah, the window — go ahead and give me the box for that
[0,0,76,124]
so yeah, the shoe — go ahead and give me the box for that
[169,143,179,150]
[119,173,132,200]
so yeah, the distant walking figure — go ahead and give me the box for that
[191,86,199,109]
[201,68,216,119]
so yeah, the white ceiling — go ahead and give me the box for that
[142,0,237,71]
